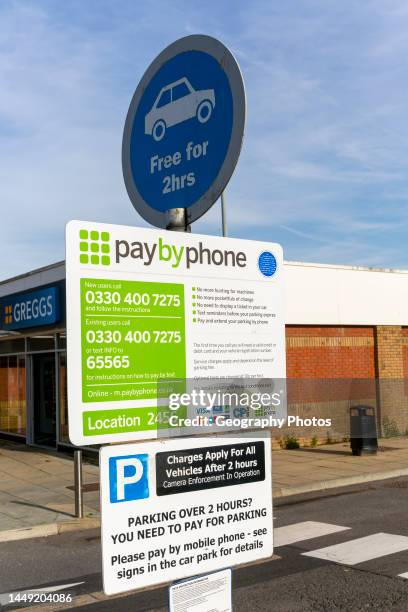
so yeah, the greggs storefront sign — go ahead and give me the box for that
[1,287,60,331]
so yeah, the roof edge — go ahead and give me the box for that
[284,260,408,274]
[0,261,65,287]
[0,258,407,288]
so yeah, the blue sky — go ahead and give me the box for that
[1,0,408,279]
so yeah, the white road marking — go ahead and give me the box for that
[274,521,350,547]
[398,572,408,579]
[303,532,408,565]
[0,582,84,606]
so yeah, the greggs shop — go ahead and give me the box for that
[0,261,70,449]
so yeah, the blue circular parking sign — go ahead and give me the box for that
[122,35,246,228]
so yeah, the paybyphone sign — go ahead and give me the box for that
[65,221,285,446]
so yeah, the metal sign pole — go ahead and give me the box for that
[74,449,83,519]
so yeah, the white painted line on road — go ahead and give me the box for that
[0,582,84,606]
[274,521,350,547]
[303,533,408,565]
[398,572,408,579]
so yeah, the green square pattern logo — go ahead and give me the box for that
[79,230,110,265]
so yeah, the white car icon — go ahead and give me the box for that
[145,77,215,142]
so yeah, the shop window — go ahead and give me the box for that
[57,333,66,350]
[27,334,56,352]
[0,355,26,436]
[59,353,69,443]
[0,357,7,431]
[0,338,25,354]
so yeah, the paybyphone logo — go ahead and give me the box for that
[79,229,111,266]
[109,454,149,503]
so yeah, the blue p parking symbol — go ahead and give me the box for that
[109,454,149,503]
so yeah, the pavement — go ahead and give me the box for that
[0,436,408,541]
[272,436,408,497]
[0,441,100,540]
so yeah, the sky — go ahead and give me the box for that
[1,0,408,280]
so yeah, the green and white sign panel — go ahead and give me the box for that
[66,220,285,445]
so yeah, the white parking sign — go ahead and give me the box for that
[100,433,273,595]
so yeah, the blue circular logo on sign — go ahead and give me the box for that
[122,36,246,228]
[258,251,277,277]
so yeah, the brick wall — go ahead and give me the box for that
[376,326,404,378]
[286,326,376,379]
[376,326,408,436]
[402,327,408,382]
[281,325,408,444]
[282,326,377,445]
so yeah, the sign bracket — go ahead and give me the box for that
[165,208,191,232]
